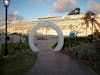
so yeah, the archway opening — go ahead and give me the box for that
[29,21,64,52]
[34,26,58,51]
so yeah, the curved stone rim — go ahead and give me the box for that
[28,21,64,52]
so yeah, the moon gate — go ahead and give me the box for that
[29,21,64,52]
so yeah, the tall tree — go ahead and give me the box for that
[83,11,92,36]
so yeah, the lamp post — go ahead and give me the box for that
[3,0,10,56]
[91,13,95,38]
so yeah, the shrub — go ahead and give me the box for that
[63,37,79,48]
[92,40,100,55]
[52,37,79,49]
[76,37,90,43]
[0,44,2,60]
[0,43,37,75]
[52,42,58,49]
[72,43,99,61]
[1,43,30,55]
[0,44,1,54]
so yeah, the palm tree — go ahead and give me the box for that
[83,11,100,37]
[93,19,100,37]
[83,11,92,36]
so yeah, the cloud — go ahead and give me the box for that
[0,15,4,21]
[30,0,49,3]
[0,13,4,21]
[13,10,19,17]
[0,10,23,23]
[53,0,77,13]
[0,12,4,25]
[87,0,100,13]
[8,10,23,22]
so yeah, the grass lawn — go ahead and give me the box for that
[0,43,37,75]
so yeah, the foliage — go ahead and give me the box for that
[85,60,100,75]
[63,37,91,48]
[76,37,91,43]
[0,43,37,75]
[0,44,1,55]
[0,44,2,60]
[84,11,93,20]
[61,37,99,61]
[52,42,58,49]
[92,40,100,55]
[1,43,30,55]
[61,37,100,75]
[72,43,99,60]
[52,37,91,49]
[22,35,28,42]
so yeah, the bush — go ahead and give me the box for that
[63,37,79,48]
[0,44,2,60]
[0,43,37,75]
[1,43,30,55]
[72,43,99,61]
[92,40,100,55]
[76,37,91,43]
[52,37,79,49]
[52,42,58,49]
[0,44,1,54]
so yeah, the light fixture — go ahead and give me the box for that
[91,13,95,20]
[4,0,10,7]
[91,12,95,38]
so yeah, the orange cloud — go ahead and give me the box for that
[54,0,76,13]
[87,0,100,13]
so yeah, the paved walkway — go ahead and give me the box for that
[24,40,97,75]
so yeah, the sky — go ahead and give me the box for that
[0,0,100,24]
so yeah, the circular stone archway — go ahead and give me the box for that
[28,21,64,52]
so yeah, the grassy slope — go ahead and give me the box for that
[0,43,37,75]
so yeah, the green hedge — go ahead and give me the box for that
[72,43,99,61]
[0,44,1,55]
[52,37,91,49]
[0,44,3,60]
[53,37,99,61]
[63,37,91,48]
[1,43,30,55]
[53,37,100,75]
